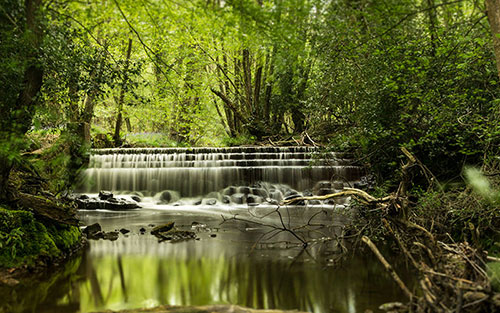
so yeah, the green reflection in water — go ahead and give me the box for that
[0,255,82,313]
[78,251,408,313]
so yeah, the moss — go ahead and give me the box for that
[0,208,81,268]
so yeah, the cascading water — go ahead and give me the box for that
[79,146,362,206]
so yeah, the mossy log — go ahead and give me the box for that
[17,192,79,226]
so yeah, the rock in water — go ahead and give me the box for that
[158,230,196,243]
[231,193,246,204]
[103,231,119,241]
[82,223,101,237]
[159,190,172,203]
[98,190,113,200]
[151,222,175,236]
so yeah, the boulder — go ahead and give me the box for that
[103,199,140,210]
[119,228,130,234]
[269,190,283,202]
[159,190,172,203]
[238,186,251,194]
[222,196,231,204]
[223,186,237,196]
[76,197,140,211]
[83,223,102,237]
[231,193,246,204]
[252,188,268,198]
[98,190,113,200]
[246,195,262,206]
[204,198,217,205]
[77,194,89,200]
[131,195,141,202]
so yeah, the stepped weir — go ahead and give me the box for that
[80,146,363,206]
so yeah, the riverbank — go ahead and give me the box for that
[345,153,500,312]
[0,167,83,284]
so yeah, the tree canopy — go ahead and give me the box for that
[1,0,499,192]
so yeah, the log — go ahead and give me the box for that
[280,187,394,205]
[17,192,79,225]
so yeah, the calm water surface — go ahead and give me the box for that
[0,204,411,313]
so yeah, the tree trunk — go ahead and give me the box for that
[486,0,500,80]
[0,0,43,201]
[113,38,133,146]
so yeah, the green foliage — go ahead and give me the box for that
[312,0,500,183]
[415,164,500,251]
[124,133,184,148]
[221,134,256,147]
[487,262,500,292]
[0,208,80,268]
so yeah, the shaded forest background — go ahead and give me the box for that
[1,0,500,193]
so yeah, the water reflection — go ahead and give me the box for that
[0,208,411,313]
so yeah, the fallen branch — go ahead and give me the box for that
[280,187,394,206]
[362,236,414,300]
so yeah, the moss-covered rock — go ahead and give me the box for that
[0,208,81,268]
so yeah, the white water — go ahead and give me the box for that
[80,146,362,204]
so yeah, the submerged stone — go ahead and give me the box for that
[157,230,196,242]
[102,231,119,241]
[151,222,175,236]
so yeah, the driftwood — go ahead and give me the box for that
[281,187,394,206]
[362,236,414,300]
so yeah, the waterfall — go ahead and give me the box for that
[80,147,362,203]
